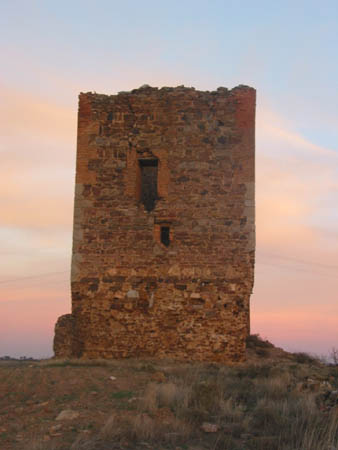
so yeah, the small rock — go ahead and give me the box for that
[126,289,139,299]
[307,379,320,392]
[151,371,166,383]
[36,401,49,408]
[109,376,116,381]
[330,390,338,401]
[201,422,219,433]
[50,424,62,433]
[56,409,79,421]
[50,432,62,437]
[295,382,305,392]
[320,380,332,391]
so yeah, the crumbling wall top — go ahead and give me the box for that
[79,84,255,101]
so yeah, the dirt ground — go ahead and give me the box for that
[0,359,164,449]
[0,342,337,450]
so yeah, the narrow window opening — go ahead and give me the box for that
[161,226,170,246]
[139,158,158,212]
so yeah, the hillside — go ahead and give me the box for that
[0,336,337,450]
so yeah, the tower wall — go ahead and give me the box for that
[55,85,255,362]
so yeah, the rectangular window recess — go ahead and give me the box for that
[161,226,170,247]
[138,158,158,167]
[139,158,158,212]
[155,218,172,225]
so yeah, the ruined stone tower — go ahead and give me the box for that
[54,84,255,362]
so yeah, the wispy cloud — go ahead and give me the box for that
[258,107,338,158]
[1,85,337,357]
[0,85,76,142]
[0,85,75,233]
[252,104,338,353]
[256,103,338,258]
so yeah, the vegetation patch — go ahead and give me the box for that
[1,341,337,449]
[111,390,134,400]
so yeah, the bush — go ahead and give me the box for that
[246,334,274,350]
[330,347,338,365]
[24,359,338,450]
[292,352,319,365]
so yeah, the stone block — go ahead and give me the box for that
[54,85,256,363]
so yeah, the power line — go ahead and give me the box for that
[0,271,68,285]
[256,261,338,279]
[257,250,338,270]
[0,250,337,285]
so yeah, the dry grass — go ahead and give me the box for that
[1,340,337,450]
[67,361,338,450]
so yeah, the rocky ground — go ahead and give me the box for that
[0,336,337,450]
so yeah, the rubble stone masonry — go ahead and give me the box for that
[54,84,256,362]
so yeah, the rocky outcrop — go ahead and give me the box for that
[53,314,76,358]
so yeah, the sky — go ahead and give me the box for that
[1,0,337,359]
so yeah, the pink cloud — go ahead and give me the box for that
[257,106,338,158]
[0,277,70,358]
[0,84,75,141]
[1,84,337,357]
[0,86,75,231]
[252,309,338,355]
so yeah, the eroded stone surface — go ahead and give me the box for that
[54,84,256,363]
[53,314,75,358]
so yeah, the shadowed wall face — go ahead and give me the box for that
[54,85,256,363]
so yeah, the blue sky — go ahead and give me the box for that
[1,0,337,358]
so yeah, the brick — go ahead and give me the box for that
[53,84,256,363]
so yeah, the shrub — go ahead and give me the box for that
[292,352,319,365]
[246,334,274,349]
[330,347,338,365]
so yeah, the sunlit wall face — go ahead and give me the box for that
[0,0,337,358]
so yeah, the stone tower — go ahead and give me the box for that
[54,84,255,362]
